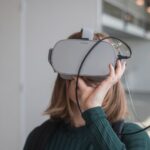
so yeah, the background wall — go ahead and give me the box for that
[0,0,20,150]
[25,0,102,139]
[123,38,150,93]
[0,0,102,149]
[0,0,150,150]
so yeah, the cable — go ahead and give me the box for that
[123,71,146,128]
[75,36,132,114]
[74,36,150,135]
[119,72,150,136]
[75,39,103,114]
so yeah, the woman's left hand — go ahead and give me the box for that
[73,60,126,112]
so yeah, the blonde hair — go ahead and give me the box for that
[44,31,129,123]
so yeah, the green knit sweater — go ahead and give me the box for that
[45,106,150,150]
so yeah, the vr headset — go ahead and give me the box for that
[48,28,132,81]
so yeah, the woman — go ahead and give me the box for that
[24,31,150,150]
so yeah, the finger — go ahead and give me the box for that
[116,60,126,78]
[109,63,115,77]
[91,64,116,98]
[73,77,94,102]
[115,60,122,76]
[104,64,115,84]
[121,61,126,75]
[117,61,126,75]
[73,77,88,92]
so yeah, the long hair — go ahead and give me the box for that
[44,31,128,123]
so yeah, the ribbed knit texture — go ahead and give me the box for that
[45,106,150,150]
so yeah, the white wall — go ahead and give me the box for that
[0,0,20,150]
[24,0,102,149]
[0,0,103,149]
[122,38,150,93]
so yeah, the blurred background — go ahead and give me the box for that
[0,0,150,149]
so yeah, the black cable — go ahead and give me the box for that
[121,125,150,136]
[74,36,150,135]
[75,39,103,114]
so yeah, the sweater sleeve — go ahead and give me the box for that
[122,122,150,150]
[82,106,150,150]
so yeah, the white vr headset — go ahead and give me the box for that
[48,28,132,81]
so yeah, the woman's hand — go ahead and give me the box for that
[73,60,126,112]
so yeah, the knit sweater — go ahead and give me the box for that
[46,107,150,150]
[24,106,150,150]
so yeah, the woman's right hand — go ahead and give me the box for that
[73,60,126,112]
